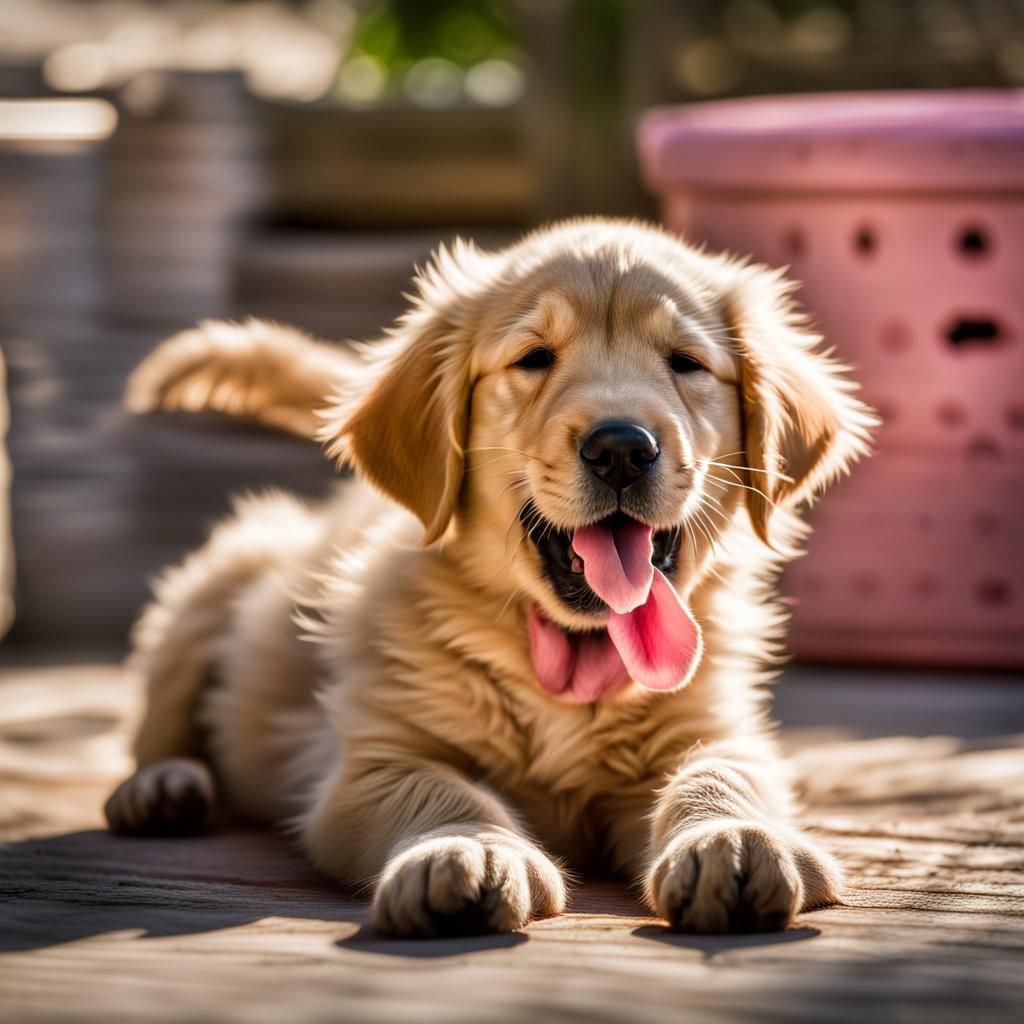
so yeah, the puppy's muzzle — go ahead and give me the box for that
[580,421,660,495]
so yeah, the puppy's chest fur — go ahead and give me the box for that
[478,690,691,866]
[325,534,722,867]
[357,631,706,866]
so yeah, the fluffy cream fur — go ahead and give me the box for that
[105,219,875,937]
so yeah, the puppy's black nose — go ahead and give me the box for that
[580,421,660,493]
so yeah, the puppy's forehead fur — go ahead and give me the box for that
[467,227,737,377]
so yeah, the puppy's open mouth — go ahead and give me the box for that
[520,503,682,616]
[521,501,701,700]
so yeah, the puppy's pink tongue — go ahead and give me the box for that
[572,520,654,614]
[608,569,702,691]
[529,607,629,703]
[529,520,699,701]
[569,519,702,692]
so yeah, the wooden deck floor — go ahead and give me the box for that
[1,661,1022,1023]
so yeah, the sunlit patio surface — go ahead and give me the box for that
[1,659,1021,1024]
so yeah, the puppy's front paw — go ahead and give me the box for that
[647,821,823,934]
[104,758,215,836]
[373,829,565,938]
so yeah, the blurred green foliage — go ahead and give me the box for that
[351,0,518,72]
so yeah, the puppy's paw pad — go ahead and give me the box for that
[649,823,803,935]
[373,832,564,938]
[105,759,215,836]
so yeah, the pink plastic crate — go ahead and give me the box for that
[637,91,1024,667]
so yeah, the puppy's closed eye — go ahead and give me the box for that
[513,347,556,371]
[669,352,706,375]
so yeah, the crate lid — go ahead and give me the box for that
[638,91,1024,194]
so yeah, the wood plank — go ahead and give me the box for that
[1,664,1023,1022]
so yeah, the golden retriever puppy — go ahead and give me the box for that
[106,219,875,937]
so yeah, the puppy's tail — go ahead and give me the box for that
[126,318,359,440]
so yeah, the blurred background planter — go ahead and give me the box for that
[261,98,532,228]
[234,225,519,340]
[104,69,268,325]
[638,90,1024,668]
[0,98,112,320]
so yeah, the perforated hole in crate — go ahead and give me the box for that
[853,224,876,259]
[955,224,991,260]
[967,436,1002,462]
[880,320,911,353]
[976,578,1012,608]
[851,572,879,598]
[945,316,1005,349]
[936,400,967,429]
[782,225,805,260]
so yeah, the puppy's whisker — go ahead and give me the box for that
[495,477,529,501]
[683,519,725,583]
[704,472,777,508]
[696,499,729,524]
[493,470,532,490]
[701,489,729,512]
[702,493,734,525]
[695,504,725,557]
[684,519,700,556]
[692,503,716,544]
[470,454,522,470]
[504,497,533,549]
[692,499,718,538]
[709,450,791,481]
[495,579,530,622]
[539,516,560,543]
[465,446,544,464]
[690,507,718,554]
[522,504,544,531]
[504,525,534,574]
[704,458,793,483]
[684,515,726,584]
[703,462,743,486]
[518,507,548,551]
[504,520,519,548]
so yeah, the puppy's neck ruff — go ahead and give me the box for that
[528,519,702,703]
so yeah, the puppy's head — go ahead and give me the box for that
[325,221,874,688]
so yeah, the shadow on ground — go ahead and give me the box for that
[0,827,368,953]
[1,828,822,961]
[338,926,530,957]
[633,924,821,958]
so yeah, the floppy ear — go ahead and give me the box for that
[722,264,877,548]
[321,241,490,546]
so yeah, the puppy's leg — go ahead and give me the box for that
[104,757,215,836]
[644,740,841,934]
[107,493,318,836]
[301,762,566,938]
